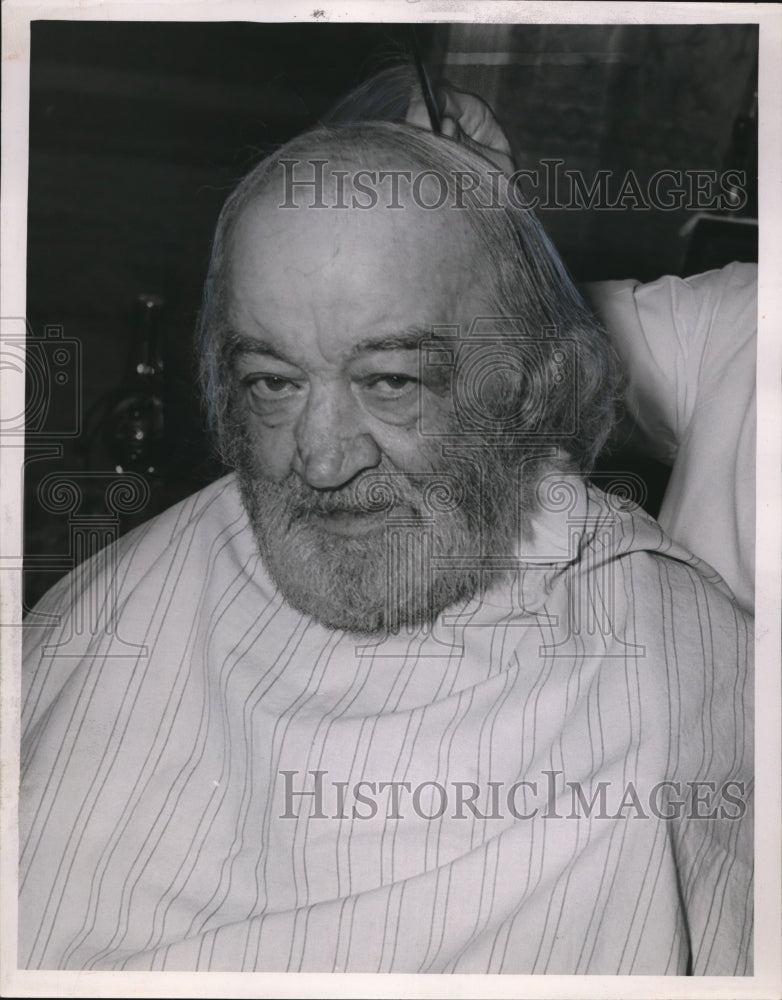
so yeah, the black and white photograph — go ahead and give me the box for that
[1,1,780,996]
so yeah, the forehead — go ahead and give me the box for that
[226,171,488,355]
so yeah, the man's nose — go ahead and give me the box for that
[293,385,382,489]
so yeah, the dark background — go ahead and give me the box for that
[23,20,758,607]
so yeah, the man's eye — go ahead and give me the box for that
[365,374,418,397]
[244,374,300,398]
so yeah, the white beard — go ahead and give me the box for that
[234,434,525,635]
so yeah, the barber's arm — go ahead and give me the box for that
[583,266,756,611]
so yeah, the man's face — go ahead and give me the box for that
[225,172,519,633]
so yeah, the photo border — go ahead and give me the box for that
[2,2,780,997]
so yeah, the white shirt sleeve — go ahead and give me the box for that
[584,262,756,612]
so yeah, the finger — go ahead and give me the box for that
[446,88,512,156]
[440,115,458,138]
[405,89,433,130]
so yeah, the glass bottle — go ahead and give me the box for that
[103,293,166,476]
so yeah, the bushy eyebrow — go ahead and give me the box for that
[227,326,438,365]
[226,332,289,364]
[347,328,434,360]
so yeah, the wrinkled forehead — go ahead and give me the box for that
[223,153,497,356]
[227,156,488,299]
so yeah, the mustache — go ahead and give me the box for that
[261,468,473,521]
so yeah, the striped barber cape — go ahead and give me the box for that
[19,473,753,973]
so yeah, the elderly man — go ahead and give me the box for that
[20,122,752,974]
